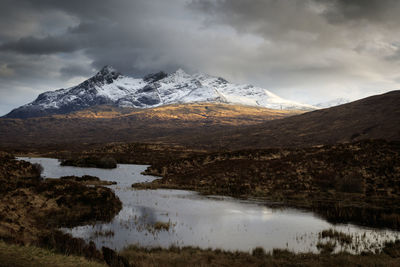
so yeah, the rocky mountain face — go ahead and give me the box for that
[4,66,316,118]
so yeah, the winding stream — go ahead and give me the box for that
[20,157,400,253]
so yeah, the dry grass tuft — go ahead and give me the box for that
[0,240,106,267]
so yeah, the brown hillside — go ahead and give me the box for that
[0,91,399,150]
[63,103,301,123]
[0,103,299,149]
[206,90,400,149]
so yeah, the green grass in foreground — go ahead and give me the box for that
[0,241,106,267]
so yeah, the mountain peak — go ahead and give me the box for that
[143,71,168,83]
[99,65,118,74]
[173,68,189,76]
[3,65,317,118]
[91,65,121,84]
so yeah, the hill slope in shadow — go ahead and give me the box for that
[0,91,399,150]
[207,90,400,149]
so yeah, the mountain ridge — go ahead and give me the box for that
[315,98,351,108]
[4,66,316,118]
[0,90,398,150]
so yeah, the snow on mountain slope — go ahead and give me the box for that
[4,66,317,118]
[315,98,351,108]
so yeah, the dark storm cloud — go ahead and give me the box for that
[188,0,400,39]
[59,63,94,79]
[0,35,81,55]
[0,0,195,76]
[320,0,400,24]
[188,0,400,93]
[190,0,400,23]
[0,0,400,115]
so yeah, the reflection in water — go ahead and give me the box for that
[20,157,400,253]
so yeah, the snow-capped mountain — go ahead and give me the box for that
[315,98,351,108]
[4,66,316,118]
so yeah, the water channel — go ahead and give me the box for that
[19,157,400,253]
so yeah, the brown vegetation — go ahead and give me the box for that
[0,153,127,266]
[120,242,400,267]
[58,175,117,186]
[0,103,299,150]
[207,90,400,149]
[60,156,117,169]
[134,139,400,230]
[63,103,301,122]
[0,240,106,267]
[1,91,400,265]
[0,91,399,151]
[54,143,206,166]
[319,229,353,245]
[153,221,172,231]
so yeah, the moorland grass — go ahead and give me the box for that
[0,241,106,267]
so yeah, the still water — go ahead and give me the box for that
[20,157,400,253]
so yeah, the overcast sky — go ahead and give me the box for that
[1,0,400,115]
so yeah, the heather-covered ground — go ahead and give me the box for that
[0,153,125,266]
[1,139,400,266]
[134,140,400,230]
[120,242,400,267]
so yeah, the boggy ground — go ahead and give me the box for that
[2,141,400,266]
[57,175,117,186]
[7,142,207,166]
[59,157,118,169]
[0,240,106,267]
[133,139,400,230]
[0,152,126,266]
[120,242,400,267]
